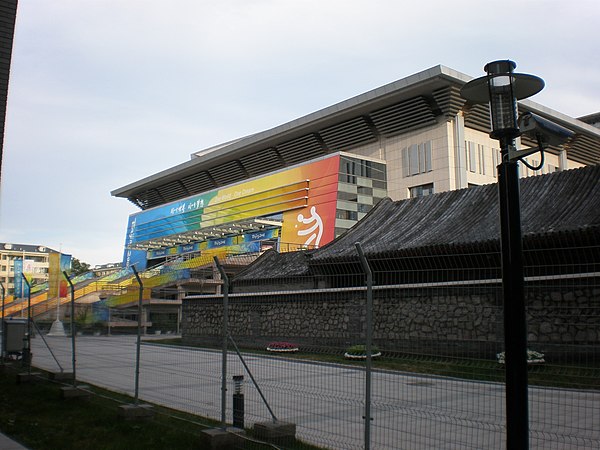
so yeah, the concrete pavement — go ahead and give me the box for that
[30,335,600,450]
[0,432,28,450]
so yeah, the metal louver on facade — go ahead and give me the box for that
[275,133,326,165]
[370,96,437,136]
[319,117,377,151]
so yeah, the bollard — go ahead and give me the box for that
[232,375,244,429]
[22,332,30,368]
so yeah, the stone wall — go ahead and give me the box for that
[182,280,600,360]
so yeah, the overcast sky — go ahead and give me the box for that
[1,0,599,266]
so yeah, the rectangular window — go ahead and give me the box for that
[408,144,419,176]
[478,144,486,175]
[467,141,477,173]
[403,141,433,177]
[419,141,432,173]
[409,183,434,198]
[491,147,501,177]
[336,210,358,221]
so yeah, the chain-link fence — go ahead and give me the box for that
[18,236,600,449]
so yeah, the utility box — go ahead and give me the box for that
[2,318,28,355]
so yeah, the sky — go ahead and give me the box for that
[1,0,599,267]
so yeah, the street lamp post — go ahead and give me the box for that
[461,60,544,450]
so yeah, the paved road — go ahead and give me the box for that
[31,335,599,449]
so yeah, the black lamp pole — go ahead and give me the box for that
[497,128,530,450]
[462,60,545,450]
[487,60,529,450]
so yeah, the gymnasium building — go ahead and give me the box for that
[111,65,600,271]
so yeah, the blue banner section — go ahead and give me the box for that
[237,242,261,253]
[93,300,109,322]
[242,228,278,243]
[124,192,212,245]
[206,237,232,249]
[147,242,202,260]
[145,228,278,260]
[60,253,72,272]
[122,248,148,272]
[13,258,23,297]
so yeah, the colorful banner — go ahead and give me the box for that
[146,227,281,260]
[48,253,72,298]
[13,258,25,297]
[123,154,341,265]
[280,156,340,248]
[48,253,59,297]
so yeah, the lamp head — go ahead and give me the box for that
[461,60,544,140]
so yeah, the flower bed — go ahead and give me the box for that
[496,349,545,365]
[266,342,299,353]
[344,344,381,360]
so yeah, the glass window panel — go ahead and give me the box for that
[409,144,419,176]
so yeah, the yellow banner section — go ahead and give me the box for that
[201,180,309,228]
[48,252,60,298]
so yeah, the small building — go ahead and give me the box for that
[91,262,123,278]
[0,243,57,295]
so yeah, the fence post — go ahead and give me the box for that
[0,282,4,367]
[63,271,77,387]
[131,265,144,405]
[355,242,373,450]
[21,274,32,373]
[214,256,229,430]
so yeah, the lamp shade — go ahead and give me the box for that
[460,60,544,139]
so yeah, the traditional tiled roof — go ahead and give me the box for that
[314,164,600,262]
[233,247,315,282]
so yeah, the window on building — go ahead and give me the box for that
[478,144,486,175]
[409,183,434,198]
[357,203,371,213]
[491,147,502,177]
[402,141,432,177]
[467,141,477,173]
[337,191,358,202]
[466,141,497,175]
[336,210,358,220]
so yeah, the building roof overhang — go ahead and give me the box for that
[112,65,600,211]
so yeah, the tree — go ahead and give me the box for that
[71,257,91,276]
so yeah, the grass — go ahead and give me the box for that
[0,363,322,450]
[149,338,600,390]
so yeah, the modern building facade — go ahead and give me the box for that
[91,262,123,278]
[119,152,387,270]
[112,65,600,270]
[0,242,55,295]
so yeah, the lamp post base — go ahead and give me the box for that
[47,319,66,337]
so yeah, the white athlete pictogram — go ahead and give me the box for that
[297,206,323,247]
